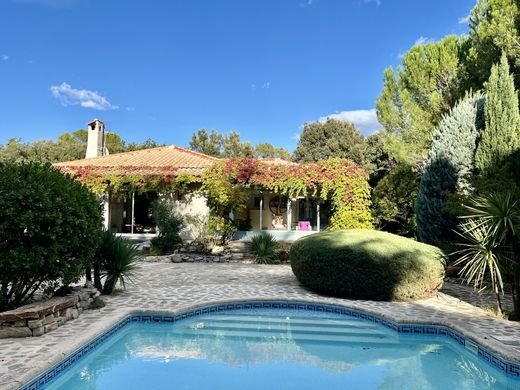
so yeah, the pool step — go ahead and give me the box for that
[200,315,380,329]
[174,327,399,346]
[188,322,388,338]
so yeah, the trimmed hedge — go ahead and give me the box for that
[290,230,446,301]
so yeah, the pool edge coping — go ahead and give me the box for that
[16,297,520,389]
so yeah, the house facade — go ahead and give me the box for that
[54,119,328,241]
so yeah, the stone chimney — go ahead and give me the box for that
[85,119,107,158]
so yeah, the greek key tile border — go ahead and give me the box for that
[20,300,520,389]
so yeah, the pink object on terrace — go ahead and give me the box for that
[298,221,311,231]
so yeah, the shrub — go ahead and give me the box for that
[187,214,237,252]
[151,199,183,255]
[416,92,484,246]
[251,233,279,264]
[372,164,418,237]
[0,162,102,311]
[97,230,141,294]
[290,230,446,301]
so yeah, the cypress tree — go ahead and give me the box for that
[416,92,484,245]
[475,53,520,175]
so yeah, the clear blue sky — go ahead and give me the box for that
[0,0,473,150]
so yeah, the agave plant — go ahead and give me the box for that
[454,192,520,317]
[251,233,279,264]
[98,230,142,294]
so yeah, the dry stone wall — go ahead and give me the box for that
[0,287,99,338]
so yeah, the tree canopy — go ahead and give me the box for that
[0,129,163,164]
[293,118,366,166]
[189,128,292,160]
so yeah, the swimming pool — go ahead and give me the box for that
[23,302,520,389]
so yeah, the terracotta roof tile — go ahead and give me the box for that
[54,145,218,177]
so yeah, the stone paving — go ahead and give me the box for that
[1,262,520,389]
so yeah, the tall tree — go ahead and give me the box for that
[376,35,464,163]
[254,143,292,160]
[475,53,520,176]
[0,130,161,164]
[222,131,254,158]
[189,129,224,157]
[416,92,485,245]
[293,118,366,166]
[463,0,520,91]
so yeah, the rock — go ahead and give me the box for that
[211,246,224,254]
[171,254,183,263]
[32,326,45,337]
[44,323,58,333]
[64,308,74,320]
[27,319,44,329]
[0,326,32,338]
[186,257,195,262]
[71,308,79,320]
[57,317,67,326]
[0,295,79,323]
[79,292,90,302]
[44,314,55,325]
[212,257,220,263]
[13,320,27,327]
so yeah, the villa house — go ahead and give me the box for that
[55,119,329,241]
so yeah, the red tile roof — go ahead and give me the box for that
[54,145,218,177]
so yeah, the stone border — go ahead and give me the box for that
[20,299,520,389]
[0,289,98,339]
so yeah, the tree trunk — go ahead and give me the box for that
[495,284,503,315]
[85,267,92,284]
[513,267,520,320]
[102,277,116,295]
[93,260,102,291]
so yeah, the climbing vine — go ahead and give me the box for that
[57,158,373,230]
[201,158,373,230]
[55,166,199,197]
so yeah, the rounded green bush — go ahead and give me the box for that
[0,163,102,311]
[290,229,446,301]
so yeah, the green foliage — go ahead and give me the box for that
[151,199,184,255]
[189,128,291,160]
[97,230,142,295]
[250,233,279,264]
[201,158,373,231]
[89,296,106,310]
[372,164,418,237]
[364,131,397,187]
[0,162,102,311]
[0,130,162,164]
[189,128,226,157]
[376,35,465,163]
[464,0,520,91]
[454,192,520,316]
[253,143,293,161]
[416,92,485,245]
[293,118,367,166]
[187,215,237,251]
[475,54,520,179]
[290,230,446,301]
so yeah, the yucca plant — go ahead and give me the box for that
[251,233,279,264]
[98,230,142,294]
[454,192,520,317]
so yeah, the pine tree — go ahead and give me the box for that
[475,53,520,175]
[416,92,484,245]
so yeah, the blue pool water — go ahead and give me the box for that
[45,309,518,389]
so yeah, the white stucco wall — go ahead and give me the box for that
[159,192,210,240]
